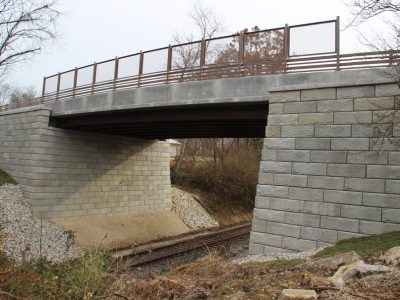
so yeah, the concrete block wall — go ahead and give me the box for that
[250,83,400,254]
[0,109,171,219]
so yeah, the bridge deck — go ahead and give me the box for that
[50,102,268,139]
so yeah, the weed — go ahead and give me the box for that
[0,169,16,186]
[0,247,115,299]
[62,230,76,250]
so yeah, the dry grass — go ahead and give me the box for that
[0,245,116,300]
[174,184,253,226]
[110,253,331,300]
[173,146,260,226]
[1,242,400,299]
[110,252,400,300]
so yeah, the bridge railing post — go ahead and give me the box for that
[200,38,206,79]
[239,32,245,76]
[284,23,289,73]
[91,62,97,95]
[335,16,340,71]
[41,77,46,102]
[113,56,119,91]
[72,67,78,98]
[167,45,172,83]
[56,73,61,100]
[138,51,144,87]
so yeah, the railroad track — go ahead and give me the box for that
[113,222,251,267]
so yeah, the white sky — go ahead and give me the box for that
[6,0,391,93]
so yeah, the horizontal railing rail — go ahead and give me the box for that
[2,17,399,112]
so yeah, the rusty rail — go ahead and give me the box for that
[1,17,399,112]
[113,223,251,267]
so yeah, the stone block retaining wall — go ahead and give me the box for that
[250,83,400,254]
[0,109,171,219]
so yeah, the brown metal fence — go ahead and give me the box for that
[1,17,399,112]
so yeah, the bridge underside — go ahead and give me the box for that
[50,102,268,139]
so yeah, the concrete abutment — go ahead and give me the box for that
[250,82,400,254]
[0,109,171,219]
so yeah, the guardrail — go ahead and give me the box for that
[1,17,399,112]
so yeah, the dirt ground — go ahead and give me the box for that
[109,254,400,300]
[53,210,190,250]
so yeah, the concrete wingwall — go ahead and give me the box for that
[0,108,171,219]
[250,82,400,254]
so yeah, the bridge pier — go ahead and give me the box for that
[250,81,400,254]
[0,109,171,219]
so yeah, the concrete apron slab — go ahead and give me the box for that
[52,210,190,250]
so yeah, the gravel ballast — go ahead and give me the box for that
[172,187,219,229]
[0,184,80,263]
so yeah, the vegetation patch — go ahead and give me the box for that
[172,139,261,226]
[0,247,115,300]
[0,169,16,186]
[1,231,400,299]
[313,231,400,259]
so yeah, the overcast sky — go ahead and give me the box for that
[7,0,390,92]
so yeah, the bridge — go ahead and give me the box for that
[0,18,400,254]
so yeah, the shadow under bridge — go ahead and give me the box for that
[49,101,269,139]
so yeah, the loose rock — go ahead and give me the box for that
[278,289,317,300]
[0,184,80,263]
[330,260,392,287]
[301,251,360,269]
[171,187,218,229]
[381,246,400,266]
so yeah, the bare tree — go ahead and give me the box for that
[9,85,37,103]
[171,3,224,70]
[0,0,60,82]
[349,0,400,25]
[0,83,10,104]
[0,84,37,104]
[171,4,224,177]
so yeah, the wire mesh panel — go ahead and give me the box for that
[205,36,239,65]
[244,29,285,74]
[44,75,58,94]
[96,60,115,83]
[77,65,94,87]
[59,70,74,91]
[142,49,168,74]
[172,43,201,69]
[171,43,202,82]
[118,54,140,78]
[289,21,336,56]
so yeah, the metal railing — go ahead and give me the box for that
[1,17,399,112]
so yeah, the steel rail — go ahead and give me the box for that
[113,223,251,267]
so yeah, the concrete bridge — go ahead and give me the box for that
[1,18,400,254]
